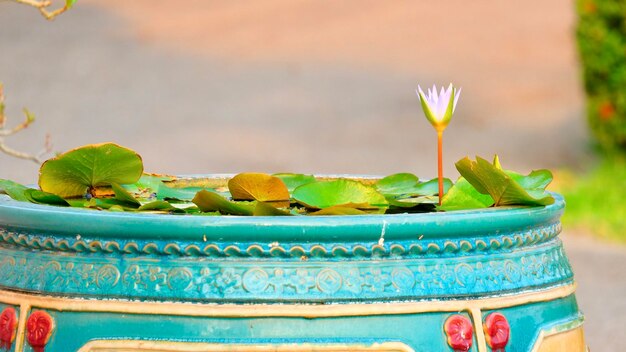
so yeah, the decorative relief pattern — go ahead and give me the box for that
[0,239,573,302]
[0,223,561,259]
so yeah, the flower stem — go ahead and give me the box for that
[437,130,444,206]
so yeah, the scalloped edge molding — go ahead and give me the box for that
[0,222,561,258]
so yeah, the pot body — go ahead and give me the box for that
[0,186,585,352]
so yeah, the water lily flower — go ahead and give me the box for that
[416,84,461,132]
[415,83,461,206]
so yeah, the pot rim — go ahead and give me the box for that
[0,174,564,242]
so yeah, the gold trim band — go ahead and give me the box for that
[0,284,576,318]
[77,341,415,352]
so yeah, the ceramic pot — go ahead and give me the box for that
[0,176,586,352]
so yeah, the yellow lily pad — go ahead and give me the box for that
[228,173,290,202]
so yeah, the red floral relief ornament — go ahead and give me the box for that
[0,307,17,351]
[26,311,54,352]
[444,314,474,352]
[484,312,510,352]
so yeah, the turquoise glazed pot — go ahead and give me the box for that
[0,176,586,352]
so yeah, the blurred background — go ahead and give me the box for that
[0,0,624,350]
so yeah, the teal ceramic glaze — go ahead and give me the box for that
[0,177,586,352]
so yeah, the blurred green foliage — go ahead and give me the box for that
[576,0,626,153]
[557,156,626,241]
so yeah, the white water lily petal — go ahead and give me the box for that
[417,86,427,102]
[453,87,462,113]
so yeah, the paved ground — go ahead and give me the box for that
[561,233,626,350]
[0,1,623,350]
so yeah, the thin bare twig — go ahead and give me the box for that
[0,108,35,137]
[0,141,47,163]
[0,0,69,163]
[0,83,52,164]
[12,0,73,20]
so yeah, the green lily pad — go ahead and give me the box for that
[382,177,452,208]
[493,156,553,192]
[108,205,125,212]
[0,179,30,202]
[377,174,452,198]
[292,179,388,210]
[412,177,453,196]
[138,200,185,213]
[123,174,174,198]
[439,177,494,211]
[253,202,293,216]
[182,206,213,215]
[84,198,137,211]
[39,143,144,198]
[455,156,555,206]
[376,173,420,196]
[192,190,254,215]
[138,200,175,211]
[112,183,141,208]
[228,173,290,202]
[507,170,553,191]
[158,185,203,201]
[273,173,316,193]
[309,205,368,216]
[24,189,70,206]
[387,195,439,208]
[0,179,69,206]
[440,156,506,211]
